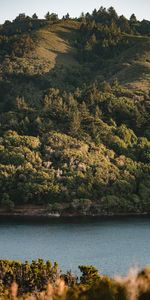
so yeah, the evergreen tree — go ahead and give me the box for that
[32,13,38,19]
[70,109,81,135]
[45,12,51,21]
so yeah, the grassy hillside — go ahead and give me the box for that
[1,17,150,91]
[0,9,150,214]
[1,18,150,90]
[34,21,80,68]
[105,35,150,91]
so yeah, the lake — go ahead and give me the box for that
[0,216,150,276]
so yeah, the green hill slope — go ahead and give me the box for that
[0,10,150,215]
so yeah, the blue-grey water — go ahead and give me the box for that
[0,216,150,276]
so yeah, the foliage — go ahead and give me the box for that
[76,6,150,62]
[0,259,60,293]
[1,261,150,300]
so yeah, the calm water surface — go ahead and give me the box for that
[0,216,150,276]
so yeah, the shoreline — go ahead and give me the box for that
[0,206,149,219]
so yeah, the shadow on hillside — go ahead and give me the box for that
[1,23,83,104]
[110,62,150,86]
[3,21,150,104]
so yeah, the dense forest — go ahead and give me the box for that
[0,7,150,214]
